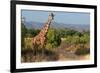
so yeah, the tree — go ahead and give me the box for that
[26,29,40,37]
[80,33,90,44]
[46,29,61,49]
[21,23,27,49]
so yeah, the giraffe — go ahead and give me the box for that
[32,13,54,56]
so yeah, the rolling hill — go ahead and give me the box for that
[24,21,90,32]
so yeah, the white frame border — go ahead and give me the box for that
[16,4,95,69]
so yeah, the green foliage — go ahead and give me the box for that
[72,35,80,44]
[21,23,27,48]
[46,29,61,49]
[64,29,90,45]
[65,35,80,45]
[46,43,53,49]
[24,37,33,50]
[58,28,79,38]
[65,36,72,44]
[67,29,77,36]
[26,29,40,37]
[80,33,90,44]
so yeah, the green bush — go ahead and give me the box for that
[65,36,72,44]
[24,37,33,50]
[26,29,40,37]
[80,33,90,44]
[72,35,80,44]
[46,29,61,49]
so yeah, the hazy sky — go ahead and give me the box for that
[21,10,90,25]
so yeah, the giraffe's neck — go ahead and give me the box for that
[38,19,52,37]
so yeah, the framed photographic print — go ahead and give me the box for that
[10,1,97,72]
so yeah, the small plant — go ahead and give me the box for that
[75,44,90,55]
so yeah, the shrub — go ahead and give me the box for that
[71,35,80,44]
[80,33,90,44]
[46,29,61,49]
[65,36,72,44]
[23,37,33,50]
[75,44,90,55]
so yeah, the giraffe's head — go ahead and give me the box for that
[48,13,54,21]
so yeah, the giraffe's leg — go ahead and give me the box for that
[40,40,45,60]
[32,40,37,62]
[32,43,35,55]
[32,39,37,55]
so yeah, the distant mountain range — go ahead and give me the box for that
[24,21,90,32]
